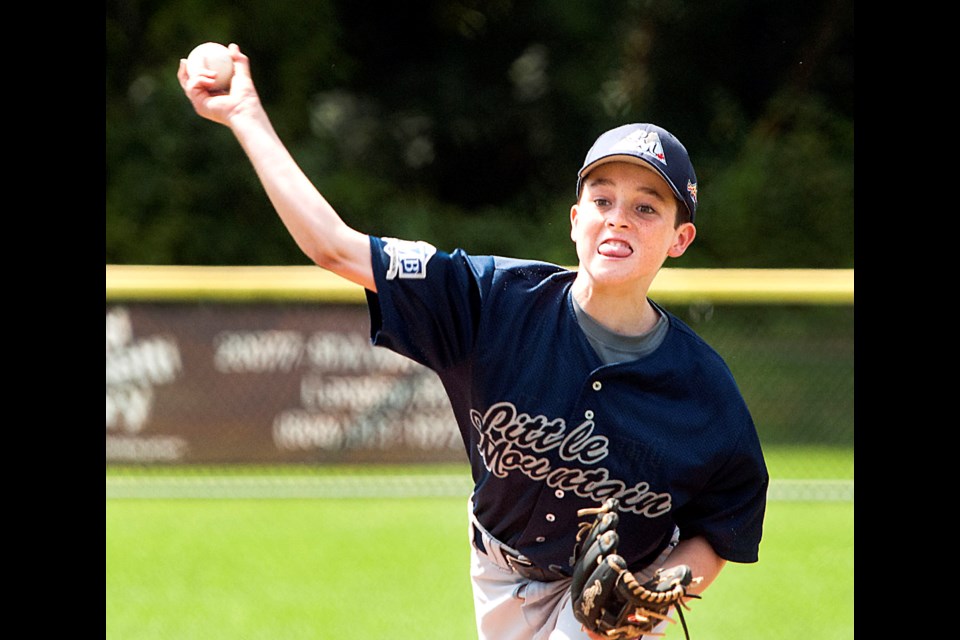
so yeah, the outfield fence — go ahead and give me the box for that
[104,473,852,501]
[106,265,854,498]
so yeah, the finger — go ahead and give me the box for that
[177,58,217,94]
[177,59,189,88]
[184,73,217,95]
[226,43,252,81]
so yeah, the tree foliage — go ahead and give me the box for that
[106,0,853,268]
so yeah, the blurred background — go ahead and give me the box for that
[105,0,854,269]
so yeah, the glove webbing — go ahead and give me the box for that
[618,568,700,640]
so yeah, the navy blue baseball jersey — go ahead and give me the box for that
[365,236,768,574]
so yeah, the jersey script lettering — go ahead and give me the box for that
[469,401,672,517]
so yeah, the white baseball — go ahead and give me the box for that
[186,42,235,92]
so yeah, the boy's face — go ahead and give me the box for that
[570,161,695,292]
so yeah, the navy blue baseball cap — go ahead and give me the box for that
[577,123,698,222]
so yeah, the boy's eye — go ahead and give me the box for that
[593,198,610,207]
[637,204,656,214]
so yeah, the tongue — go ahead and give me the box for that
[599,241,632,258]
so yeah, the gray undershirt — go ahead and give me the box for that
[572,297,668,365]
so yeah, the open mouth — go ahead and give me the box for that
[598,239,633,258]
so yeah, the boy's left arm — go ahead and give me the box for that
[664,535,726,595]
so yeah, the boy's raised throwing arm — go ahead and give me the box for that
[177,43,375,292]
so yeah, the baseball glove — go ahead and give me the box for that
[569,499,701,639]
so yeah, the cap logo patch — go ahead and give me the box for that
[686,180,698,205]
[383,238,437,280]
[615,130,667,166]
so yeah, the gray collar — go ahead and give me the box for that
[572,297,668,364]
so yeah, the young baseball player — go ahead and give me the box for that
[178,44,768,640]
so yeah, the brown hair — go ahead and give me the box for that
[674,197,692,228]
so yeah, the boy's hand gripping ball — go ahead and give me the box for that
[185,42,235,93]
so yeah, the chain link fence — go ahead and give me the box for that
[106,267,853,496]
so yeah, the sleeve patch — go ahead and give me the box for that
[383,238,437,280]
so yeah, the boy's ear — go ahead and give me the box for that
[667,223,697,258]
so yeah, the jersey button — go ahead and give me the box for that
[536,536,546,543]
[554,489,564,499]
[584,410,594,420]
[592,381,602,391]
[545,513,556,522]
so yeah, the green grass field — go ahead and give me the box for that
[106,456,854,639]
